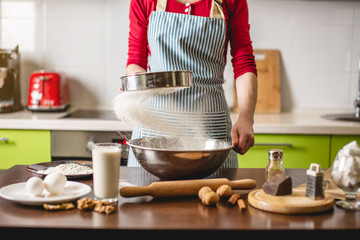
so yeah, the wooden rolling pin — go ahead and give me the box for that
[120,178,257,198]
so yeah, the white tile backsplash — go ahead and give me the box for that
[43,18,105,66]
[250,22,292,69]
[292,1,354,25]
[0,0,359,111]
[248,0,360,111]
[1,18,39,52]
[289,70,351,108]
[62,66,106,109]
[291,24,353,72]
[104,66,124,105]
[44,0,105,19]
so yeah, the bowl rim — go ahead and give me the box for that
[127,136,234,152]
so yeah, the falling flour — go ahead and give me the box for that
[112,89,173,133]
[112,88,209,138]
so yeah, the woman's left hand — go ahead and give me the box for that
[231,72,257,155]
[231,116,255,155]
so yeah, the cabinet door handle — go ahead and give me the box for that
[254,143,293,147]
[0,138,9,143]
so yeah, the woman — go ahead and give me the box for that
[126,0,257,167]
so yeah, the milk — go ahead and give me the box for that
[92,143,121,202]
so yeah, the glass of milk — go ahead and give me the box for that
[92,143,121,202]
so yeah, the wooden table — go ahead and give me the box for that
[0,166,359,236]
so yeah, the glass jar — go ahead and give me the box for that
[331,146,360,210]
[265,149,285,182]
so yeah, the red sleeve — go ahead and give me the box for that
[127,0,156,69]
[224,0,257,79]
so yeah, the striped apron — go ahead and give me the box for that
[128,0,238,168]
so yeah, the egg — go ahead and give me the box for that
[26,177,44,196]
[44,172,67,194]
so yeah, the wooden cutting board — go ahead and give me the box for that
[248,189,335,214]
[233,49,281,113]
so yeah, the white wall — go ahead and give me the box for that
[0,0,130,109]
[248,0,360,111]
[1,0,359,112]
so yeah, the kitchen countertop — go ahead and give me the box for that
[0,108,133,132]
[0,108,359,135]
[0,165,359,235]
[252,110,360,135]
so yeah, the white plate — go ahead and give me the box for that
[0,181,91,206]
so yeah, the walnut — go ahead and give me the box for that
[77,198,116,214]
[77,198,95,211]
[43,202,75,211]
[93,200,116,214]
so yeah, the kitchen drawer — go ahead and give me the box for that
[0,130,51,169]
[329,135,360,166]
[238,134,330,169]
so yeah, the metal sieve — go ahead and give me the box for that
[120,70,192,91]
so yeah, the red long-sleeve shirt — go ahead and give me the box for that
[127,0,257,79]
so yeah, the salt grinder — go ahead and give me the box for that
[306,163,324,200]
[265,149,285,182]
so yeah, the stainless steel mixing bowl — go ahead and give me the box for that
[127,136,233,180]
[120,71,192,91]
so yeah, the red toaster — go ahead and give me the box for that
[27,70,70,111]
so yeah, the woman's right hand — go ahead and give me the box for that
[121,64,147,91]
[126,64,146,75]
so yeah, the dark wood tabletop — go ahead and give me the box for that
[0,165,359,236]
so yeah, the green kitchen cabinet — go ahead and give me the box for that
[0,129,51,169]
[238,134,330,169]
[329,135,360,166]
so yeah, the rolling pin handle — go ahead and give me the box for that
[229,179,257,190]
[120,186,151,198]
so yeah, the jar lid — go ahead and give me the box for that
[268,149,283,160]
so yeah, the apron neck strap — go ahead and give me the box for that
[156,0,167,11]
[156,0,225,20]
[210,0,225,20]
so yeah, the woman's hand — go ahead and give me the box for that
[121,64,147,90]
[232,72,258,155]
[126,64,146,75]
[231,115,255,154]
